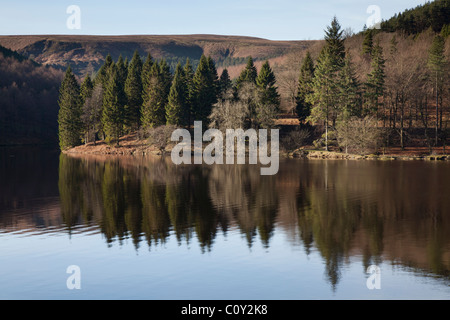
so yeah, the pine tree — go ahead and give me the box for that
[256,61,280,108]
[141,53,154,105]
[141,63,167,128]
[427,34,446,143]
[183,58,195,126]
[95,64,107,88]
[124,50,143,130]
[389,35,398,58]
[362,29,374,57]
[235,56,258,89]
[116,55,128,87]
[208,56,219,98]
[102,65,125,146]
[307,48,336,151]
[166,63,186,126]
[365,41,385,116]
[58,66,82,150]
[252,61,280,129]
[159,59,173,102]
[95,54,114,89]
[296,52,315,123]
[192,55,218,125]
[337,53,360,121]
[218,68,232,99]
[80,74,94,105]
[104,54,113,68]
[324,16,346,68]
[305,17,350,150]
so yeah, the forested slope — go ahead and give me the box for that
[0,45,63,145]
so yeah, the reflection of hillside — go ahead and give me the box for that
[0,147,61,231]
[276,161,450,287]
[0,197,62,232]
[55,155,450,287]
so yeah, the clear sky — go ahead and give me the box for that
[0,0,429,40]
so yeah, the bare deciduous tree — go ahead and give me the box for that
[147,125,177,154]
[281,127,311,152]
[209,91,250,132]
[336,116,384,155]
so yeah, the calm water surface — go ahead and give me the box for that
[0,148,449,299]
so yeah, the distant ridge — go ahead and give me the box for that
[0,34,316,77]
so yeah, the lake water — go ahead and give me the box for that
[0,148,449,300]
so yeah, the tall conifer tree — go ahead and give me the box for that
[427,34,446,143]
[235,56,258,89]
[58,66,82,150]
[141,53,154,106]
[307,48,336,150]
[141,63,167,128]
[296,52,315,123]
[183,58,195,126]
[324,16,346,68]
[80,74,94,105]
[256,61,280,108]
[365,41,386,115]
[337,53,360,120]
[102,65,125,146]
[166,63,186,126]
[192,55,217,124]
[125,50,143,130]
[218,68,232,99]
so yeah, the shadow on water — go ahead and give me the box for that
[1,148,449,290]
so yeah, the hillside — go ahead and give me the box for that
[0,34,315,77]
[0,44,64,145]
[380,0,449,35]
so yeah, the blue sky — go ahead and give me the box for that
[0,0,429,40]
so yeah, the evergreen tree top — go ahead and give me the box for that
[184,58,194,74]
[131,50,141,60]
[220,68,230,81]
[236,56,258,87]
[104,54,113,67]
[300,52,315,74]
[60,66,79,92]
[117,55,125,65]
[195,55,210,77]
[174,62,184,76]
[324,16,346,67]
[256,61,276,89]
[142,53,154,70]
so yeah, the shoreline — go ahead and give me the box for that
[63,133,450,162]
[287,149,450,161]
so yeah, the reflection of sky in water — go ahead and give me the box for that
[0,227,449,300]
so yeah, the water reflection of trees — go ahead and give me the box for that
[59,155,450,287]
[59,154,279,252]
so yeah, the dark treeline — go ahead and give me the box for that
[58,51,280,150]
[58,154,450,288]
[379,0,449,35]
[0,44,64,145]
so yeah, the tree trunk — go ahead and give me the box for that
[435,72,439,146]
[400,101,404,150]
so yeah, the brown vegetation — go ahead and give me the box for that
[0,35,315,78]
